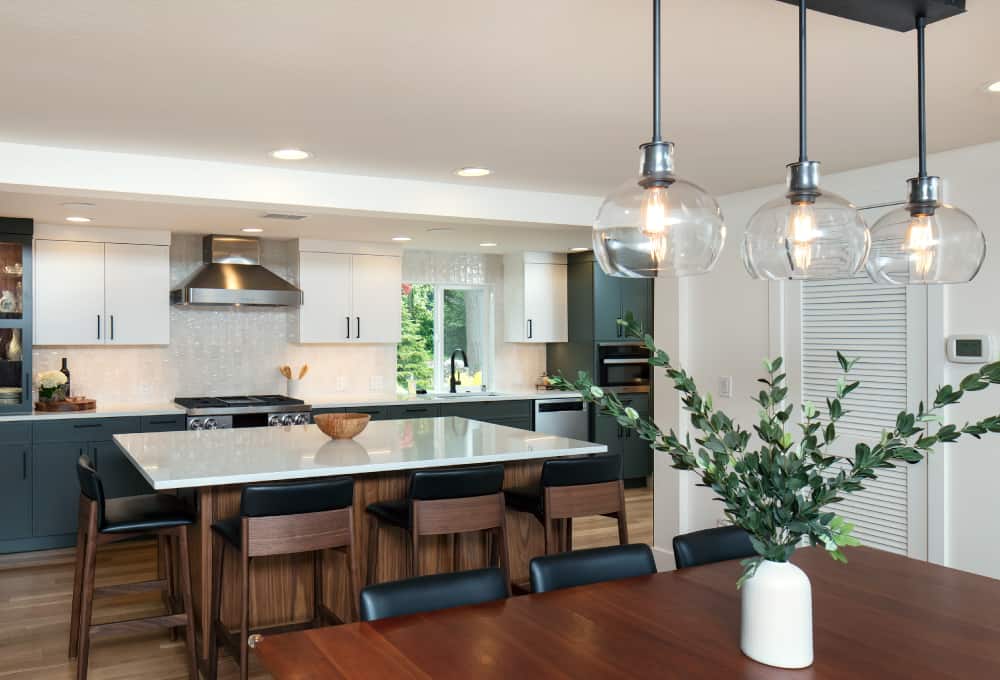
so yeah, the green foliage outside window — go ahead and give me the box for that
[397,283,434,390]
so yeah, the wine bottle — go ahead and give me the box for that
[60,357,71,398]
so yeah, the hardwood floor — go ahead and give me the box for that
[0,488,652,679]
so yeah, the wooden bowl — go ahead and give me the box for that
[314,412,371,439]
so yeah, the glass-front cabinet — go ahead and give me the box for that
[0,218,33,414]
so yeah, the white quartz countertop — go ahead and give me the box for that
[307,390,580,409]
[114,417,605,490]
[0,403,184,422]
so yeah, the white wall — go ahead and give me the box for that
[32,238,545,404]
[653,140,1000,579]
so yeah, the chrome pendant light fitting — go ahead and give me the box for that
[866,16,985,285]
[742,0,870,281]
[592,0,726,279]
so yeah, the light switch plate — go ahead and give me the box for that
[719,376,733,398]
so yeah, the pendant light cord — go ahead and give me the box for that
[917,15,928,178]
[798,0,807,162]
[652,0,662,143]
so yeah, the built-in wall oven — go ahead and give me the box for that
[598,342,651,391]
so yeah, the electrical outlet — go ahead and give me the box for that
[719,376,733,398]
[335,376,346,392]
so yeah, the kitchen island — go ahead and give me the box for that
[114,416,606,664]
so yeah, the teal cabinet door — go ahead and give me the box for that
[32,442,83,537]
[592,410,624,458]
[0,444,32,540]
[617,394,651,480]
[592,264,623,341]
[620,276,652,333]
[95,441,153,498]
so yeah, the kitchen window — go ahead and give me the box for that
[397,283,494,393]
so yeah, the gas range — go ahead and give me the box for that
[174,395,312,430]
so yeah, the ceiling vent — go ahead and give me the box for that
[260,212,309,221]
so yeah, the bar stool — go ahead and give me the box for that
[208,477,358,680]
[69,455,197,680]
[504,452,627,555]
[365,464,510,592]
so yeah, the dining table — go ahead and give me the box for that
[252,545,1000,679]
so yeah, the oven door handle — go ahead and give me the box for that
[601,358,649,365]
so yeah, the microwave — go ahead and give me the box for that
[597,342,651,390]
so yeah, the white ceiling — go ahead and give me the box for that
[0,0,996,201]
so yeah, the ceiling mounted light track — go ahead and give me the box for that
[866,14,985,285]
[742,0,870,281]
[592,0,725,279]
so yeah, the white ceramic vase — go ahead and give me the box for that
[740,559,813,669]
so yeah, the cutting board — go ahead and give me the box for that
[34,397,97,412]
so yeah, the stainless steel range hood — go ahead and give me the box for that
[170,235,303,307]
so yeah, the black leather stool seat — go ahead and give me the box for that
[101,494,195,534]
[502,486,543,519]
[364,499,411,528]
[211,517,242,547]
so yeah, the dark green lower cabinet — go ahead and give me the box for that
[0,444,32,540]
[32,443,83,537]
[592,394,652,482]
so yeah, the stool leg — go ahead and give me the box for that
[68,518,86,658]
[174,526,198,680]
[75,519,98,680]
[410,530,420,578]
[365,515,379,587]
[543,513,556,556]
[617,482,629,545]
[312,550,323,627]
[564,518,573,552]
[452,533,461,572]
[208,535,224,680]
[160,534,179,642]
[239,552,250,680]
[347,511,360,622]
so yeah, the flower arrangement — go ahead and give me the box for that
[549,314,1000,585]
[37,370,68,401]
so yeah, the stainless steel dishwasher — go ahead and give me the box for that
[534,397,589,440]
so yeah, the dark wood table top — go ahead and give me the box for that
[253,547,1000,679]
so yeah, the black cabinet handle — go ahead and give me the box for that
[97,314,101,340]
[346,316,351,339]
[147,418,178,425]
[73,423,103,429]
[356,317,361,339]
[527,319,533,339]
[110,315,115,341]
[22,449,27,480]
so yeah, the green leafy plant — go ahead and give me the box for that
[549,314,1000,585]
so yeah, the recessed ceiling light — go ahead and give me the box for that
[391,236,412,242]
[479,242,497,247]
[241,227,264,233]
[270,148,312,161]
[454,167,492,177]
[570,247,590,252]
[986,81,1000,93]
[61,202,95,209]
[65,216,92,223]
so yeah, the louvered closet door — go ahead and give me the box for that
[776,209,929,560]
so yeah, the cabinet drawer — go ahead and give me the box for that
[0,421,31,443]
[342,406,390,421]
[33,416,142,443]
[388,404,440,420]
[140,414,186,432]
[439,400,532,421]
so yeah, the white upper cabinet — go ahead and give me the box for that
[104,243,170,345]
[34,227,171,346]
[503,252,568,343]
[34,239,106,345]
[294,241,402,344]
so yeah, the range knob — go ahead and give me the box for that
[268,415,283,427]
[203,418,218,430]
[189,419,204,431]
[293,413,310,425]
[281,414,295,426]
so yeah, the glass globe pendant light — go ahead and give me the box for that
[742,0,870,280]
[592,0,725,278]
[866,17,985,285]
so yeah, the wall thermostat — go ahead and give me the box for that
[946,335,994,364]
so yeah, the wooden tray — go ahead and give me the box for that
[34,397,97,412]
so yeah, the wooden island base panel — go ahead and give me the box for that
[190,460,561,661]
